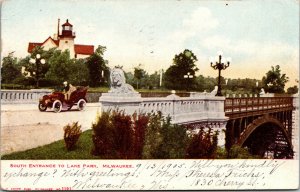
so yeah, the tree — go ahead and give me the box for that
[146,71,161,89]
[134,64,146,89]
[287,86,298,94]
[195,75,216,92]
[86,45,109,87]
[68,59,90,85]
[262,65,289,93]
[164,49,198,90]
[21,46,53,87]
[125,72,135,86]
[45,49,73,85]
[1,53,22,83]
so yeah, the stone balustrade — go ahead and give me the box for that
[100,92,227,125]
[1,89,52,104]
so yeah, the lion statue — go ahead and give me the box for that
[109,67,136,94]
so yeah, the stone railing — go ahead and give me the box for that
[100,92,227,125]
[0,89,52,104]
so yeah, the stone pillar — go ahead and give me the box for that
[213,126,226,147]
[292,93,299,159]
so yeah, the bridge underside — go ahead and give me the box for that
[242,122,293,158]
[225,109,294,159]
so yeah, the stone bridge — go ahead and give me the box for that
[100,89,298,159]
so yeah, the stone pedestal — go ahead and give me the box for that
[99,92,142,114]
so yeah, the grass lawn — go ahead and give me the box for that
[1,130,99,160]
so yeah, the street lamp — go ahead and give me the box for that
[210,51,231,96]
[29,53,46,88]
[184,72,193,91]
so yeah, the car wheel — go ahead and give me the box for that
[77,99,86,111]
[53,100,62,113]
[38,103,47,111]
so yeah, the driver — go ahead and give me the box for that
[63,81,76,101]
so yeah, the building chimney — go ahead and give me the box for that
[57,18,60,39]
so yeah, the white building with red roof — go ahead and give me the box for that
[28,19,94,59]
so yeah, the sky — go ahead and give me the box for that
[1,0,299,88]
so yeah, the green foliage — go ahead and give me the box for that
[215,147,228,159]
[132,113,149,159]
[158,116,190,158]
[262,65,289,93]
[227,145,259,159]
[63,122,82,151]
[287,85,298,94]
[111,110,133,158]
[92,110,150,159]
[164,49,198,90]
[20,46,53,87]
[86,45,109,87]
[186,128,218,158]
[142,112,164,158]
[134,64,146,89]
[142,113,190,159]
[68,59,90,85]
[1,53,22,83]
[91,111,115,157]
[195,75,217,92]
[45,49,73,84]
[1,83,26,90]
[147,71,161,89]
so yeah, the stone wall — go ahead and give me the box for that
[1,89,52,104]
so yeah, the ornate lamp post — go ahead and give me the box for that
[29,54,46,88]
[184,72,193,91]
[210,51,231,96]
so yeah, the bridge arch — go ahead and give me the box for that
[237,115,293,158]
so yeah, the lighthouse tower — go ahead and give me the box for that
[58,19,76,58]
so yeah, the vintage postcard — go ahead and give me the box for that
[0,0,299,190]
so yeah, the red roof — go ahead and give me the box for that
[74,44,94,55]
[28,37,59,53]
[62,19,73,27]
[28,37,94,56]
[28,42,43,53]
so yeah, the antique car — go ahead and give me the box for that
[38,86,88,113]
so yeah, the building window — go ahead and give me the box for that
[75,54,77,58]
[65,41,68,43]
[63,26,72,31]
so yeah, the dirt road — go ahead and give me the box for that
[1,103,101,155]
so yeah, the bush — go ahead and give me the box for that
[157,116,190,158]
[13,76,35,86]
[142,113,190,159]
[185,127,218,158]
[132,112,149,159]
[92,110,150,159]
[227,145,259,159]
[142,112,164,158]
[38,78,59,87]
[111,110,133,158]
[91,111,115,157]
[1,83,25,90]
[63,122,82,151]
